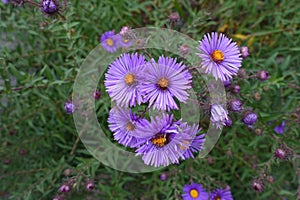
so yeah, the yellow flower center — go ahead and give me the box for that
[124,73,136,86]
[211,50,224,63]
[190,189,199,198]
[151,134,167,147]
[157,78,169,89]
[106,38,114,46]
[126,122,135,131]
[215,196,221,200]
[123,39,129,43]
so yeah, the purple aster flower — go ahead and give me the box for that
[229,99,243,112]
[100,31,120,53]
[240,46,250,58]
[182,183,209,200]
[135,114,192,167]
[64,101,76,114]
[118,36,132,48]
[274,121,285,134]
[242,112,258,126]
[104,53,146,107]
[140,56,192,111]
[209,188,233,200]
[180,123,206,160]
[108,107,150,148]
[41,0,59,15]
[210,104,229,129]
[197,32,242,81]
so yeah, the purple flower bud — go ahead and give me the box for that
[2,0,9,4]
[42,0,59,15]
[231,85,240,94]
[274,148,286,159]
[168,12,180,23]
[59,184,70,193]
[274,121,285,134]
[242,112,258,125]
[257,70,269,81]
[160,173,167,181]
[120,26,130,36]
[86,182,95,191]
[230,99,243,112]
[223,80,231,88]
[266,176,274,183]
[252,180,263,192]
[64,101,76,114]
[225,117,232,127]
[240,46,250,58]
[93,90,101,100]
[19,149,26,155]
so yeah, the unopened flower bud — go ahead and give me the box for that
[274,148,286,159]
[168,12,180,23]
[160,173,167,181]
[242,112,258,125]
[231,85,240,94]
[240,46,250,58]
[59,184,70,193]
[257,70,269,81]
[252,180,263,193]
[230,99,243,112]
[86,181,95,191]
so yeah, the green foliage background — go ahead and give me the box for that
[1,0,300,199]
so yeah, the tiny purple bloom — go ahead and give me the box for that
[59,184,70,193]
[242,112,258,126]
[210,104,229,129]
[42,0,59,15]
[209,188,233,200]
[230,99,243,112]
[197,32,242,81]
[140,56,192,111]
[180,123,205,160]
[104,53,146,107]
[100,31,120,53]
[231,85,240,94]
[160,173,167,181]
[108,107,150,148]
[274,121,285,134]
[120,26,130,36]
[86,182,95,191]
[240,46,250,58]
[182,183,209,200]
[64,101,76,114]
[2,0,9,4]
[257,70,269,81]
[135,114,192,167]
[93,90,101,100]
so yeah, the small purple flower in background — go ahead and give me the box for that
[210,104,229,129]
[229,99,243,112]
[182,183,209,200]
[197,32,242,81]
[93,90,101,100]
[274,148,286,159]
[239,46,250,58]
[105,53,146,107]
[209,187,233,200]
[274,121,285,134]
[180,123,205,160]
[59,184,70,193]
[242,112,258,126]
[251,179,263,193]
[223,80,231,88]
[41,0,59,15]
[230,85,240,94]
[2,0,9,4]
[64,101,76,114]
[108,107,150,148]
[86,181,95,191]
[100,31,120,53]
[257,70,269,81]
[135,114,191,167]
[160,173,167,181]
[141,56,192,111]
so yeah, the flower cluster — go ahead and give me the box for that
[182,183,233,200]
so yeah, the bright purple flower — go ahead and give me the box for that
[140,56,192,111]
[135,114,191,167]
[230,99,243,112]
[209,188,233,200]
[240,46,250,58]
[42,0,59,15]
[104,53,146,107]
[242,112,258,126]
[108,107,150,148]
[182,183,209,200]
[197,32,242,81]
[100,31,120,53]
[64,101,76,114]
[210,104,229,129]
[180,123,205,160]
[274,121,285,134]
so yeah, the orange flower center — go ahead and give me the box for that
[124,73,136,86]
[151,134,167,147]
[215,196,221,200]
[190,189,199,198]
[211,50,224,63]
[126,122,135,131]
[106,38,114,46]
[157,78,169,89]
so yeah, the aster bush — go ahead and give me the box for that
[1,0,300,199]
